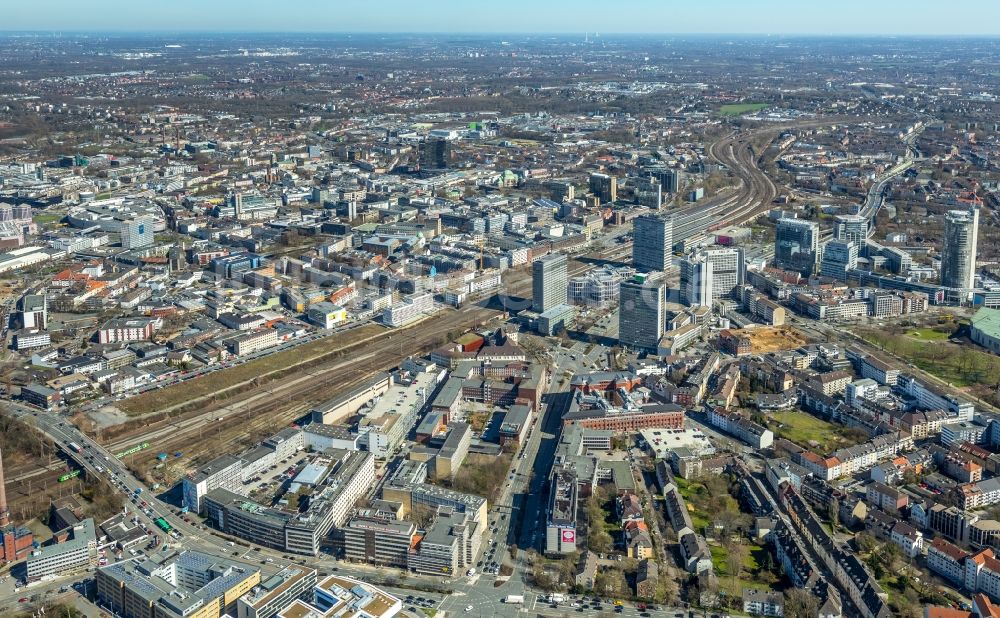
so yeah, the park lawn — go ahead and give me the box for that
[711,545,727,572]
[719,102,769,116]
[855,327,1000,389]
[673,476,736,533]
[33,212,64,225]
[906,328,951,341]
[745,543,765,571]
[769,410,862,451]
[711,543,765,576]
[712,543,771,598]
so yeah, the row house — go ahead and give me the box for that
[779,485,891,618]
[806,370,853,397]
[897,409,950,439]
[707,408,774,449]
[829,431,913,477]
[865,481,909,512]
[956,478,1000,511]
[928,537,969,586]
[956,442,1000,476]
[942,452,984,484]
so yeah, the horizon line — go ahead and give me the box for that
[1,29,1000,38]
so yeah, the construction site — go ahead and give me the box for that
[724,325,808,355]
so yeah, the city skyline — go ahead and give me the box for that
[3,13,1000,617]
[3,0,1000,35]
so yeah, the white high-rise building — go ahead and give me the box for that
[834,214,868,249]
[532,253,568,313]
[680,247,745,307]
[120,216,154,249]
[941,207,979,303]
[820,240,858,280]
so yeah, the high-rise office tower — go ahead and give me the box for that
[549,181,575,203]
[421,138,450,169]
[834,214,868,249]
[774,218,820,275]
[532,253,568,313]
[589,173,617,204]
[121,216,154,249]
[643,166,682,193]
[820,240,858,280]
[618,276,665,352]
[634,177,663,209]
[680,247,745,306]
[633,214,674,272]
[941,207,980,302]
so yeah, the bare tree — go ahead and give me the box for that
[784,588,819,618]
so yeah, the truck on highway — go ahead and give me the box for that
[67,442,82,454]
[550,594,565,604]
[503,595,524,605]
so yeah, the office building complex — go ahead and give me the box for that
[545,467,578,555]
[381,460,489,523]
[679,247,745,306]
[382,293,434,328]
[421,138,450,169]
[820,240,858,280]
[536,303,576,336]
[834,214,868,249]
[121,216,154,249]
[633,214,673,272]
[941,207,980,302]
[407,506,480,576]
[775,218,820,275]
[618,276,665,352]
[97,550,261,618]
[646,166,682,193]
[214,193,279,221]
[16,293,47,330]
[589,173,617,204]
[237,567,317,618]
[634,177,663,209]
[532,253,568,313]
[568,264,632,308]
[274,575,402,618]
[204,450,375,556]
[26,518,96,580]
[357,371,437,458]
[183,455,243,515]
[340,517,417,569]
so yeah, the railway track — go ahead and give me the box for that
[109,240,636,469]
[104,117,871,470]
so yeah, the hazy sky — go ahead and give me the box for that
[4,0,1000,35]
